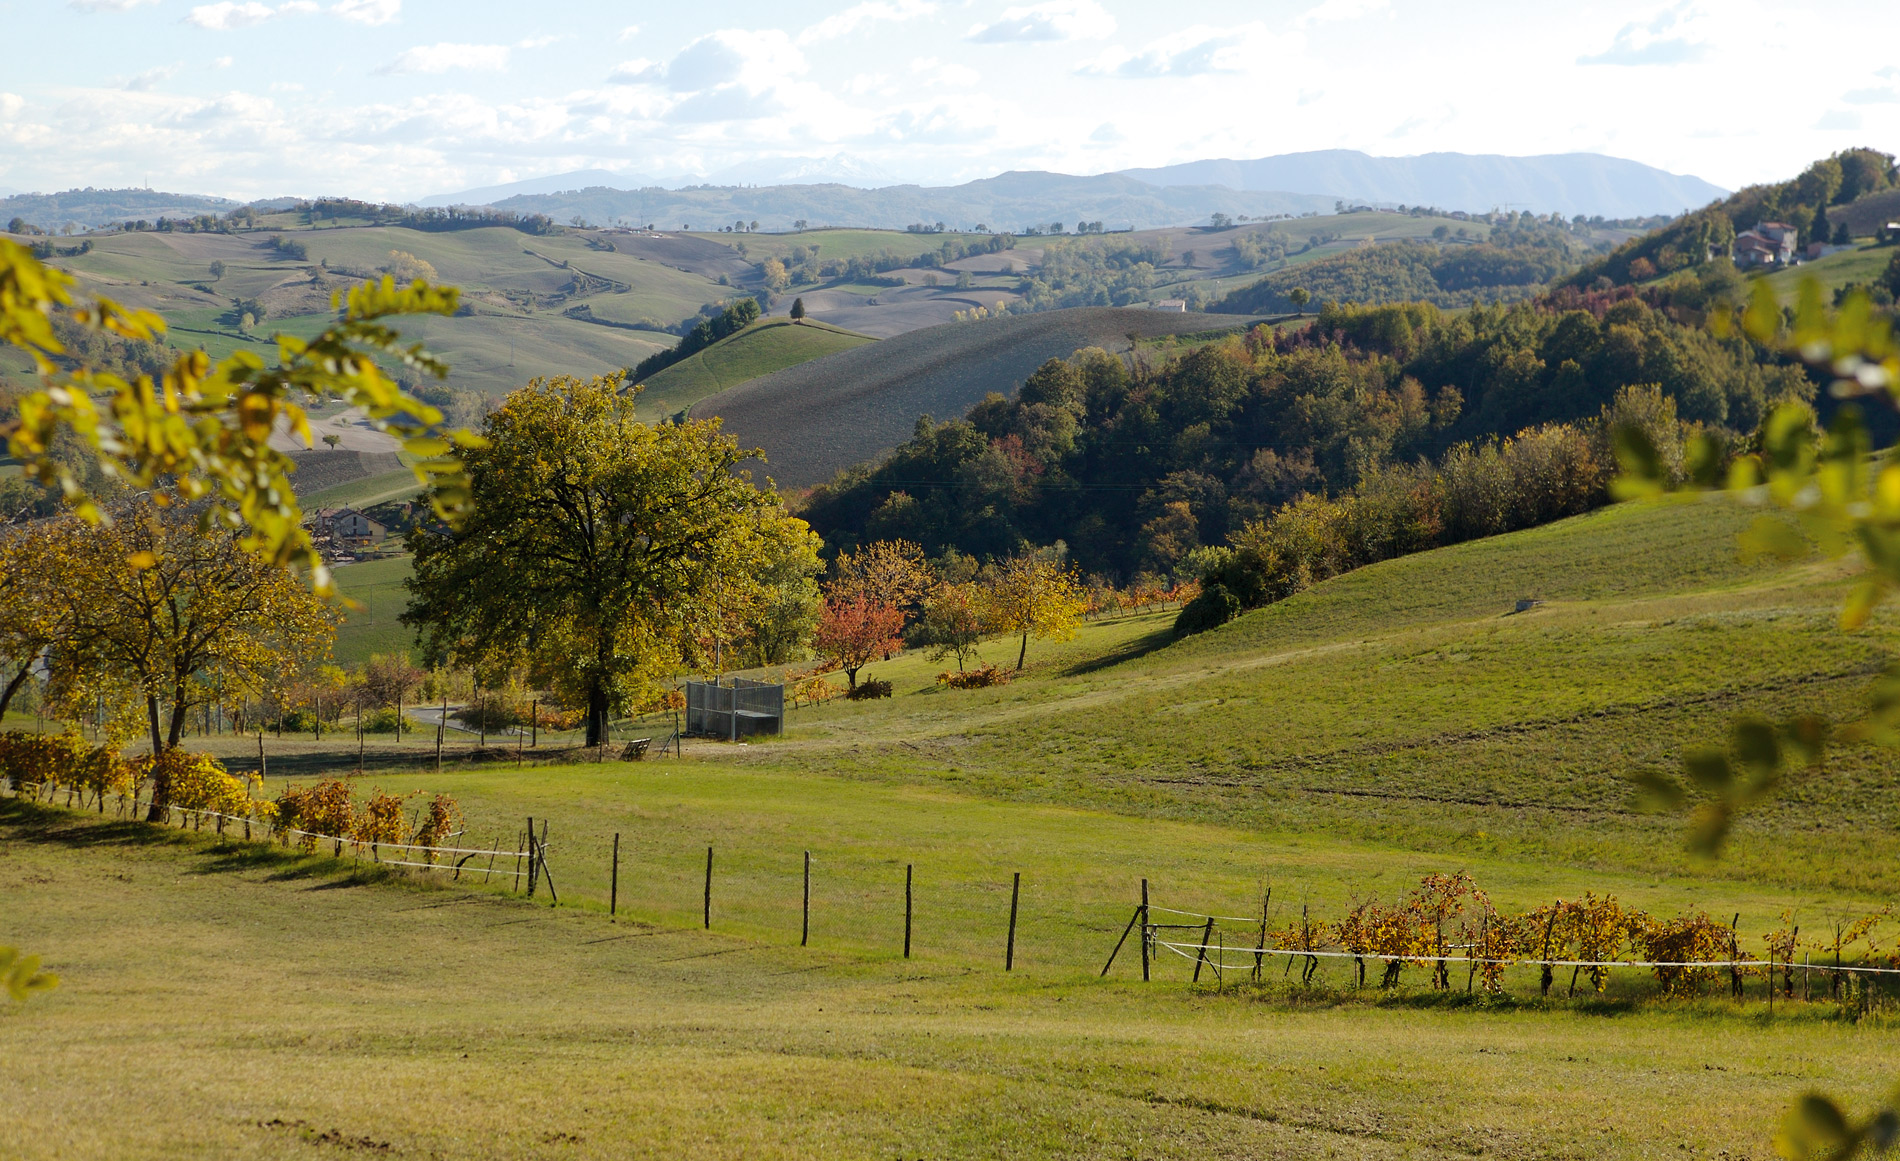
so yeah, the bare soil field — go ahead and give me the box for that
[784,283,1024,337]
[690,307,1262,488]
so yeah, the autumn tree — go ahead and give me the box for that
[404,374,801,745]
[812,597,905,689]
[831,539,933,622]
[59,497,338,816]
[1287,286,1310,313]
[0,516,78,719]
[916,581,990,672]
[983,555,1086,670]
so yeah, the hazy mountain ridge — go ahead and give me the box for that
[1,188,240,229]
[483,173,1339,232]
[1117,150,1729,219]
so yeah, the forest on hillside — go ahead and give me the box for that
[799,286,1816,583]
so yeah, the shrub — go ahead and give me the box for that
[1173,583,1242,636]
[413,795,463,859]
[276,779,358,848]
[845,679,893,700]
[937,665,1011,690]
[351,790,408,847]
[145,750,262,819]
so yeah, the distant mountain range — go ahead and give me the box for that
[484,173,1340,233]
[3,151,1730,233]
[1116,151,1729,220]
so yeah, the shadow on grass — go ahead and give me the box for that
[1063,624,1176,677]
[2,796,412,892]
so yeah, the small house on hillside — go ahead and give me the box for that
[1733,221,1798,269]
[328,508,387,549]
[1149,299,1187,312]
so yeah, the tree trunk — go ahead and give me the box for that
[585,679,609,747]
[1016,632,1028,671]
[145,694,169,822]
[0,662,31,724]
[844,665,860,689]
[166,685,191,750]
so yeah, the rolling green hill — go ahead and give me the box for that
[634,318,875,415]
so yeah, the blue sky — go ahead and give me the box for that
[1,0,1895,200]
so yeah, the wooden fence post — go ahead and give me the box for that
[525,816,537,897]
[1006,872,1020,971]
[531,700,538,748]
[257,732,266,780]
[1141,878,1150,982]
[802,850,811,947]
[610,833,620,921]
[1192,916,1215,983]
[703,845,713,929]
[904,864,913,959]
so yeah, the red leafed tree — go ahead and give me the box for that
[812,597,904,689]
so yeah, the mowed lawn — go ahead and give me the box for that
[6,796,1899,1161]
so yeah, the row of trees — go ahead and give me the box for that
[809,540,1088,688]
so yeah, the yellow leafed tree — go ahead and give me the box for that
[982,555,1086,671]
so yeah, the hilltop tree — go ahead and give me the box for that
[404,374,800,745]
[790,297,806,320]
[1287,286,1310,313]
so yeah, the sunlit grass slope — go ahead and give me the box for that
[635,318,875,416]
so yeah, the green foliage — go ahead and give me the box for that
[1013,235,1171,310]
[404,373,807,744]
[2,238,482,588]
[1220,217,1587,314]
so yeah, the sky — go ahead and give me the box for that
[1,0,1895,202]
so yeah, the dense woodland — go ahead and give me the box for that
[800,290,1816,584]
[1217,215,1603,314]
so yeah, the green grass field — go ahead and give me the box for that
[635,319,876,415]
[8,496,1900,1158]
[1759,241,1897,304]
[328,554,419,665]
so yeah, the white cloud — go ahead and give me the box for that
[380,43,512,75]
[800,0,936,46]
[651,30,807,93]
[966,1,1114,44]
[0,93,23,119]
[125,65,182,91]
[617,25,641,42]
[1080,24,1282,78]
[910,57,982,87]
[1298,0,1388,25]
[187,2,277,29]
[607,59,657,85]
[1578,3,1711,66]
[332,0,399,25]
[517,36,560,50]
[68,0,161,11]
[212,55,235,69]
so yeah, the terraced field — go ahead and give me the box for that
[690,306,1265,487]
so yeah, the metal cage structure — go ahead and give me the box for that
[684,678,784,740]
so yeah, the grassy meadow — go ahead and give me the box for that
[9,494,1900,1158]
[635,318,876,417]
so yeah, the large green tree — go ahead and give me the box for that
[404,375,803,744]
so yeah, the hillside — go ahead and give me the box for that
[17,494,1900,1161]
[635,319,875,417]
[688,307,1266,489]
